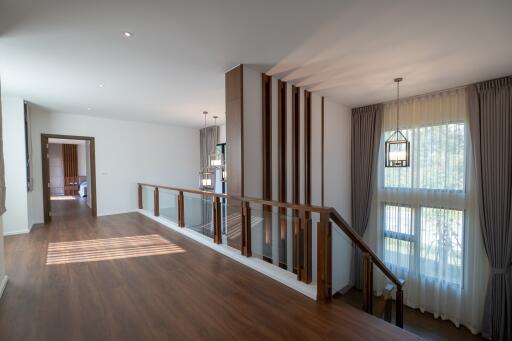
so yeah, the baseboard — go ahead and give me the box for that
[137,209,318,300]
[0,275,8,300]
[338,283,353,295]
[4,229,30,236]
[98,209,137,217]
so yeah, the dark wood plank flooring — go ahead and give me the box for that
[0,199,421,340]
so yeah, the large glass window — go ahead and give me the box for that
[381,122,467,287]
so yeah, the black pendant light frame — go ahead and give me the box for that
[385,77,410,168]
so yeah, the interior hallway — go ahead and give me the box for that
[0,211,419,341]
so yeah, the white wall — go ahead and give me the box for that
[324,99,353,293]
[1,97,30,235]
[218,124,226,144]
[48,143,64,195]
[28,107,200,222]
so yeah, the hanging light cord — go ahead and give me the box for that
[396,80,400,141]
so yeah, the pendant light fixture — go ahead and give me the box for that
[199,111,215,190]
[209,115,224,168]
[385,77,410,167]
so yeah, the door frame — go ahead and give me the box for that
[41,133,97,223]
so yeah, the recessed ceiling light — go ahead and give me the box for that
[87,107,92,111]
[99,84,104,88]
[123,31,133,38]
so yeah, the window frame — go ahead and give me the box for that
[380,121,470,289]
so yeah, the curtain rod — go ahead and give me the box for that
[380,84,467,106]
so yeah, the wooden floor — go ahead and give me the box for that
[0,199,421,340]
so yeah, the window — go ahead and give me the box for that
[381,122,467,287]
[384,122,466,191]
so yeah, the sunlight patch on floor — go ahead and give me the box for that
[50,195,76,201]
[46,234,185,265]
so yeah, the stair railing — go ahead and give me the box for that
[137,182,405,328]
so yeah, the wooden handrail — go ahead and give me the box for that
[329,209,405,288]
[139,182,403,286]
[138,183,331,214]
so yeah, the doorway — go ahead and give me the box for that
[41,134,97,223]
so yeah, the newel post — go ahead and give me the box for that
[316,211,332,302]
[213,196,222,244]
[178,191,184,227]
[154,187,159,217]
[362,252,373,314]
[138,184,143,209]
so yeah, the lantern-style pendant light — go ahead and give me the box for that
[385,77,410,167]
[199,111,215,190]
[209,115,225,168]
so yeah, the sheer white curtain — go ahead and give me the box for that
[366,88,488,334]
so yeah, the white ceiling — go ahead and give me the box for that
[1,0,511,128]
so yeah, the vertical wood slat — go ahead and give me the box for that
[241,201,252,257]
[178,191,184,227]
[138,184,143,209]
[154,187,159,217]
[362,253,373,314]
[262,74,273,262]
[291,85,300,274]
[63,144,78,195]
[302,90,312,284]
[321,96,325,207]
[213,196,222,244]
[316,212,332,301]
[304,90,311,207]
[278,80,287,269]
[396,287,404,328]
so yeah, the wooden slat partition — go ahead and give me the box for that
[62,144,78,195]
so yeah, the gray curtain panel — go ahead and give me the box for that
[200,126,219,227]
[468,77,512,341]
[0,81,6,216]
[351,104,383,289]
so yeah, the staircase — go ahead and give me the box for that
[137,182,406,329]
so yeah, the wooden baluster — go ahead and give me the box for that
[178,191,184,227]
[241,202,252,257]
[213,196,222,244]
[138,184,143,209]
[362,252,373,314]
[303,211,312,284]
[316,212,332,302]
[154,187,159,217]
[293,210,300,276]
[396,286,404,328]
